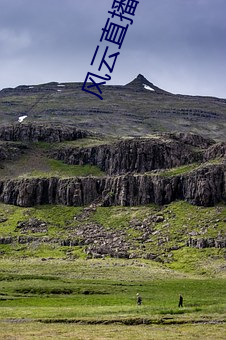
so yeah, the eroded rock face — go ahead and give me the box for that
[0,142,28,161]
[164,132,215,149]
[0,164,225,207]
[181,165,226,205]
[187,237,226,248]
[0,124,90,142]
[204,142,226,160]
[52,138,203,175]
[0,128,225,208]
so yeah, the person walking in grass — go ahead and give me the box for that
[178,294,183,308]
[136,293,142,306]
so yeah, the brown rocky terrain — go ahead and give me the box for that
[0,123,225,208]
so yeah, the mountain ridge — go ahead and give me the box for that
[0,74,226,140]
[1,73,224,99]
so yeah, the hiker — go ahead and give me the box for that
[136,293,142,305]
[178,294,183,308]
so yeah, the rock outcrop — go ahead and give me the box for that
[0,164,225,207]
[52,138,203,175]
[0,123,90,143]
[165,132,215,149]
[187,237,226,249]
[1,216,225,259]
[204,142,226,160]
[0,127,225,208]
[0,142,28,161]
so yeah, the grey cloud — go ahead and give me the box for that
[0,0,225,97]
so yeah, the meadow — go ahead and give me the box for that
[0,257,225,339]
[0,190,225,338]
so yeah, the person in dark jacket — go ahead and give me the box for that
[137,293,142,305]
[178,294,183,307]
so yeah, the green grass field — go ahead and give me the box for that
[24,159,105,178]
[0,258,225,339]
[0,322,225,340]
[0,200,225,338]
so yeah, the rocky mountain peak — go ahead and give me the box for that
[124,74,172,94]
[137,73,148,81]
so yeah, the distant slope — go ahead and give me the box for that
[0,75,226,140]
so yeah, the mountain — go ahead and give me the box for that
[0,77,225,266]
[0,75,225,332]
[124,74,171,94]
[0,74,226,140]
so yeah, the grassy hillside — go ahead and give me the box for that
[0,201,225,277]
[0,141,106,179]
[1,76,226,140]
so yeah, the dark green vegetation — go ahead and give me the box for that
[1,74,226,140]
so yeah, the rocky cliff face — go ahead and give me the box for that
[0,123,90,142]
[0,142,28,161]
[187,237,226,249]
[0,126,225,208]
[52,138,203,175]
[181,165,226,205]
[165,132,215,149]
[0,164,225,207]
[204,142,226,160]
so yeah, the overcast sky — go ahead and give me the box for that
[0,0,225,97]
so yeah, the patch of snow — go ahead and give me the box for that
[57,89,62,92]
[143,84,155,91]
[29,86,34,89]
[57,84,65,87]
[18,115,27,123]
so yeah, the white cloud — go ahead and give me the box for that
[0,0,225,98]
